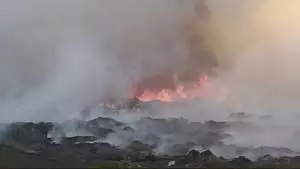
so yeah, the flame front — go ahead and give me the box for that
[131,74,228,103]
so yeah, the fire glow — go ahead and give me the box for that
[131,74,229,103]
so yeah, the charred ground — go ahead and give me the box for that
[1,101,300,168]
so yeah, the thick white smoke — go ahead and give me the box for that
[2,0,300,159]
[0,0,199,122]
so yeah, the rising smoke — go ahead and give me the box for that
[1,0,300,158]
[206,0,300,153]
[0,0,222,122]
[0,0,213,122]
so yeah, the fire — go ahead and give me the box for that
[131,74,228,103]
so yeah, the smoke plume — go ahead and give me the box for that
[0,0,211,122]
[1,0,300,159]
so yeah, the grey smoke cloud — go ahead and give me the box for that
[2,0,300,159]
[0,0,201,122]
[204,0,300,154]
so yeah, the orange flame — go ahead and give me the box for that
[131,74,228,103]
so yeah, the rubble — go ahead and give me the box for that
[1,115,300,168]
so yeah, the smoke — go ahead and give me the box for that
[2,0,300,159]
[0,0,206,122]
[202,0,300,154]
[99,0,300,157]
[208,0,300,105]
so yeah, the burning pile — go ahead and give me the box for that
[130,74,228,103]
[92,1,236,116]
[119,1,230,104]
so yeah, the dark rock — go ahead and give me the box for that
[1,122,54,149]
[199,149,217,162]
[258,154,274,161]
[186,149,200,161]
[230,156,253,166]
[62,136,97,144]
[87,117,123,129]
[122,126,134,131]
[185,149,218,168]
[86,117,123,137]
